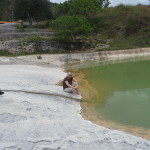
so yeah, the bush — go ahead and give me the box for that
[51,15,94,41]
[37,56,42,59]
[55,0,110,17]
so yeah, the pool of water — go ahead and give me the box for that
[80,59,150,129]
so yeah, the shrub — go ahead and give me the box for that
[37,56,42,59]
[51,15,94,41]
[55,0,110,17]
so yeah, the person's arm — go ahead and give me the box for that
[65,81,76,89]
[73,78,78,88]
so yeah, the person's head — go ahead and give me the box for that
[67,72,73,79]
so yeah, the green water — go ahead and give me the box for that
[80,59,150,129]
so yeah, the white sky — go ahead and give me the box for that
[51,0,150,6]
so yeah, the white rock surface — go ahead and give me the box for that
[0,64,150,150]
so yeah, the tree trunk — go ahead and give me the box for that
[27,12,33,27]
[70,33,75,41]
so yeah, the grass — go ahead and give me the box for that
[0,51,53,57]
[20,35,53,42]
[34,21,50,29]
[97,34,149,51]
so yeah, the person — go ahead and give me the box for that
[0,90,4,95]
[63,72,81,95]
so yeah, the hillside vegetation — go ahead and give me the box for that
[0,0,150,51]
[51,2,150,50]
[89,5,150,50]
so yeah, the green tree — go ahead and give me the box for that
[51,15,94,41]
[0,0,14,21]
[55,0,110,17]
[14,0,52,26]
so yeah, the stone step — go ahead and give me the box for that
[0,40,61,53]
[0,32,54,41]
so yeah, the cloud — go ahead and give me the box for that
[50,0,150,6]
[109,0,150,6]
[50,0,65,3]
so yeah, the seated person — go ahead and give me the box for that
[0,90,4,95]
[63,72,81,95]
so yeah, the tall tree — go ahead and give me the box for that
[14,0,52,26]
[55,0,110,17]
[0,0,14,21]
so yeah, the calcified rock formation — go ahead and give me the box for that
[0,23,58,53]
[0,57,150,150]
[0,23,90,53]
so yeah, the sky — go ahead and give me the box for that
[51,0,150,6]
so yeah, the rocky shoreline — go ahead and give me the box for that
[0,53,150,150]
